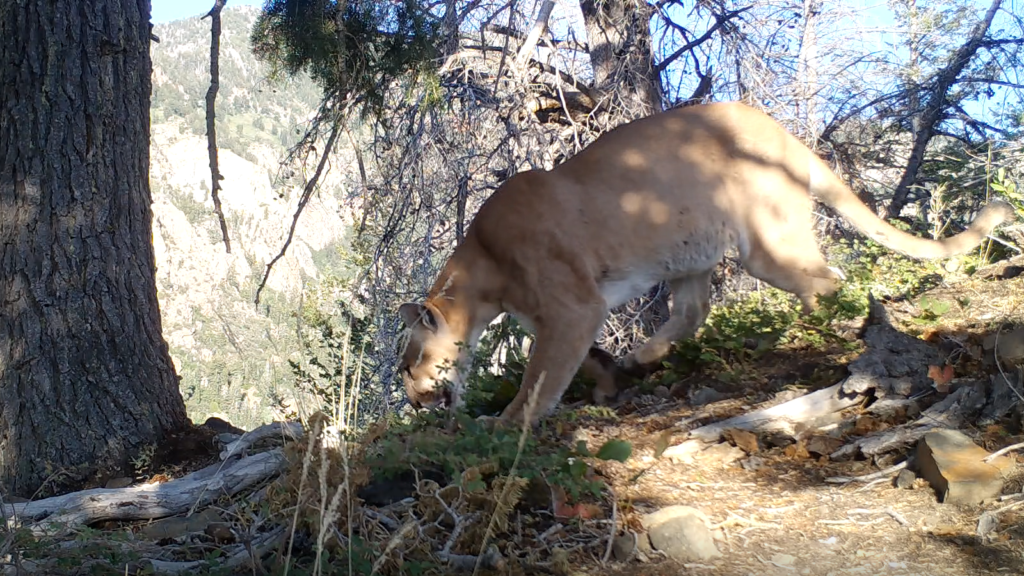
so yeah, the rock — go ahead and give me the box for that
[104,477,134,489]
[805,435,843,458]
[916,429,1013,504]
[203,416,246,435]
[653,385,671,399]
[641,505,721,562]
[701,442,745,467]
[842,308,944,399]
[669,381,688,398]
[896,468,917,489]
[976,511,999,541]
[999,265,1024,280]
[980,373,1023,425]
[216,432,241,445]
[997,328,1024,365]
[868,398,921,421]
[690,386,726,406]
[724,428,760,454]
[740,456,767,471]
[763,433,796,449]
[771,553,797,567]
[612,533,636,562]
[612,530,652,562]
[358,468,448,507]
[662,440,705,464]
[983,328,1024,364]
[853,415,886,436]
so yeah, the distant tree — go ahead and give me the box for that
[0,0,189,496]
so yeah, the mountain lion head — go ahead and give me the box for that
[397,302,461,409]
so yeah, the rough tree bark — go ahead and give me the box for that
[0,0,189,497]
[578,0,663,118]
[885,0,1002,219]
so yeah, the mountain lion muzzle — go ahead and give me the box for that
[397,101,1016,426]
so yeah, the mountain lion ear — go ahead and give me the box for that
[398,302,438,332]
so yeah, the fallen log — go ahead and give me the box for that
[4,449,287,534]
[220,420,304,460]
[830,382,989,461]
[143,526,286,575]
[686,383,867,442]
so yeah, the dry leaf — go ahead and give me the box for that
[927,364,954,393]
[784,439,810,460]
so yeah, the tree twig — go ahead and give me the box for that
[824,461,907,484]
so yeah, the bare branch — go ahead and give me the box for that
[203,0,231,253]
[254,121,343,306]
[979,38,1024,47]
[515,0,555,66]
[654,7,752,74]
[887,0,1004,218]
[956,77,1024,90]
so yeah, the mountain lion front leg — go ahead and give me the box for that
[622,271,713,375]
[500,302,608,427]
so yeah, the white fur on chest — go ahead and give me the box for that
[599,269,662,309]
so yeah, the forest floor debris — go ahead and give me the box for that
[3,261,1024,575]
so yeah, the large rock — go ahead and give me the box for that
[641,505,721,562]
[916,429,1013,505]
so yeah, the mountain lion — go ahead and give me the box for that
[397,101,1015,426]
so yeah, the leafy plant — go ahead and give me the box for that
[363,412,632,502]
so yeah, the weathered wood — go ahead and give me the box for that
[221,421,304,460]
[830,383,989,461]
[144,526,286,575]
[687,383,866,442]
[3,450,285,533]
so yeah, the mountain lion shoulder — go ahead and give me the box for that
[397,101,1015,426]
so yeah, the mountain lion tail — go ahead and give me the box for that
[808,158,1016,259]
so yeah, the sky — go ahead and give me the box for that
[152,0,265,24]
[150,0,1015,120]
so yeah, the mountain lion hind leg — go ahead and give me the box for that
[741,228,843,314]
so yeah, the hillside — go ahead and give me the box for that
[150,6,356,429]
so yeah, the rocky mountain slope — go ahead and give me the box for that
[150,6,356,428]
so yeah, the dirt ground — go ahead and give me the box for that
[586,405,1024,576]
[572,260,1024,576]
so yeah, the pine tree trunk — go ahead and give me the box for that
[0,0,189,497]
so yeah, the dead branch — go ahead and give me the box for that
[655,6,752,74]
[686,382,866,442]
[221,420,305,460]
[516,1,555,66]
[484,24,588,53]
[254,120,342,306]
[824,461,908,484]
[439,544,505,571]
[3,450,286,534]
[144,526,287,575]
[886,0,1003,218]
[202,0,231,253]
[984,441,1024,463]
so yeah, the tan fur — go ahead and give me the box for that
[397,101,1015,425]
